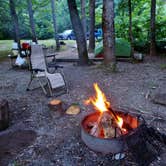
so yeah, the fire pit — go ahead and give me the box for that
[81,83,145,154]
[81,110,145,154]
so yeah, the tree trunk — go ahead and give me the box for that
[150,0,156,56]
[27,0,38,43]
[50,0,60,51]
[9,0,21,54]
[81,0,86,39]
[128,0,134,58]
[67,0,89,65]
[102,0,116,69]
[88,0,95,53]
[0,99,9,131]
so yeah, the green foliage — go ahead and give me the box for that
[0,1,11,39]
[0,0,165,55]
[115,0,166,52]
[95,4,102,26]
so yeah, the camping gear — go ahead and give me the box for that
[27,44,67,96]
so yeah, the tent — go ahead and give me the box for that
[95,38,131,58]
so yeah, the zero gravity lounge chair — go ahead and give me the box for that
[27,44,67,96]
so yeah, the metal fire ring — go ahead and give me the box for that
[81,111,145,154]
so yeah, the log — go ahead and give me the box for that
[88,112,121,138]
[0,99,9,131]
[89,122,101,137]
[48,99,63,112]
[65,104,80,115]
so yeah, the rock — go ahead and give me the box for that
[152,93,166,106]
[66,104,80,115]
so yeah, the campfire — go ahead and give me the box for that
[84,83,138,138]
[81,83,145,154]
[81,83,166,165]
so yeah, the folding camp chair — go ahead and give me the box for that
[27,44,67,96]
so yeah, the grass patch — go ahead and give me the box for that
[0,39,75,60]
[38,39,56,46]
[0,40,13,61]
[0,50,12,61]
[0,40,13,52]
[160,64,166,70]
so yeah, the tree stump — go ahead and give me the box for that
[0,99,9,131]
[48,99,63,112]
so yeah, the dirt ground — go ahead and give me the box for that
[0,46,166,166]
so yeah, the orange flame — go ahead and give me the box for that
[85,83,110,113]
[117,116,125,130]
[85,83,126,131]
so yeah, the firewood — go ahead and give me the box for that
[90,122,100,137]
[0,99,9,131]
[100,112,121,138]
[66,104,80,115]
[48,99,63,112]
[88,112,122,138]
[100,112,114,138]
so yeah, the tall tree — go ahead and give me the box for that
[102,0,116,69]
[27,0,38,43]
[88,0,95,53]
[81,0,86,38]
[67,0,89,65]
[150,0,156,56]
[128,0,134,58]
[50,0,60,50]
[9,0,21,54]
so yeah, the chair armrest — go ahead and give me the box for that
[46,53,57,58]
[47,63,63,69]
[8,55,17,59]
[32,68,45,73]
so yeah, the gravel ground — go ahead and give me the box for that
[0,53,166,166]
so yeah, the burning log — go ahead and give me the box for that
[89,122,101,137]
[106,105,133,132]
[85,83,137,139]
[0,99,9,131]
[100,112,121,138]
[88,112,122,138]
[85,83,129,138]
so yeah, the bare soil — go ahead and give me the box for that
[0,46,166,166]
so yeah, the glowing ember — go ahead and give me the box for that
[85,83,127,133]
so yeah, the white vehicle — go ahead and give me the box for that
[58,30,75,40]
